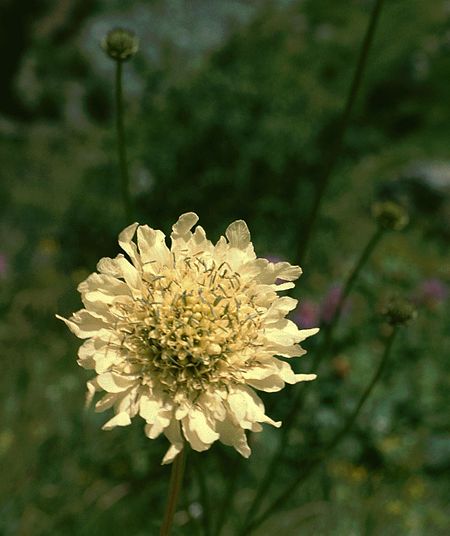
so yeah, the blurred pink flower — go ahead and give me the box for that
[414,278,448,309]
[320,285,352,325]
[293,299,320,329]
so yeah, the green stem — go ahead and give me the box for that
[296,0,385,265]
[319,226,384,362]
[160,450,186,536]
[245,328,398,534]
[241,226,384,527]
[115,59,132,222]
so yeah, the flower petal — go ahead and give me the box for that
[114,255,143,293]
[215,418,251,458]
[162,443,184,465]
[102,412,132,430]
[118,223,140,266]
[137,225,171,267]
[182,408,218,452]
[56,311,109,339]
[170,212,199,252]
[139,396,163,422]
[225,220,251,249]
[96,372,137,393]
[161,420,184,465]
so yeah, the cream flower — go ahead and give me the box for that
[57,214,318,464]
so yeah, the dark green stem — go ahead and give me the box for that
[160,450,186,536]
[296,0,385,265]
[319,226,384,361]
[241,226,384,527]
[115,59,132,222]
[244,328,398,534]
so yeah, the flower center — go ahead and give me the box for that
[116,257,263,397]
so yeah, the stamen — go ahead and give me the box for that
[111,255,263,398]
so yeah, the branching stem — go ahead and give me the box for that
[296,0,385,265]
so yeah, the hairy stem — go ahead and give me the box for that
[313,225,384,371]
[115,59,132,222]
[160,450,186,536]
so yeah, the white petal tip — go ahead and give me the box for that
[298,327,320,340]
[102,412,132,431]
[296,373,317,382]
[225,220,251,249]
[172,213,199,236]
[238,445,251,458]
[161,444,184,465]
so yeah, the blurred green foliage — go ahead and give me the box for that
[1,0,449,534]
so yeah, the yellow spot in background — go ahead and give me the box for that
[386,499,404,515]
[380,435,401,453]
[406,477,426,499]
[38,238,59,255]
[349,465,367,482]
[0,430,14,456]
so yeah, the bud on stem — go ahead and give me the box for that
[101,28,139,62]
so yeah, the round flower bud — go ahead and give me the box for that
[382,297,417,326]
[101,28,139,61]
[371,201,409,231]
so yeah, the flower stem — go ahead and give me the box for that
[316,225,384,367]
[160,449,186,536]
[245,327,399,534]
[242,226,384,527]
[115,59,132,222]
[296,0,385,265]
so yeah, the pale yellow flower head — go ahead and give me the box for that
[58,214,318,464]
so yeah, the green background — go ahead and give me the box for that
[1,0,449,534]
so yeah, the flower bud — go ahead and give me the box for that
[101,28,139,61]
[371,201,409,231]
[381,296,417,326]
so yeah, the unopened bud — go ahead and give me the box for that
[382,296,417,326]
[101,28,139,61]
[372,201,409,231]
